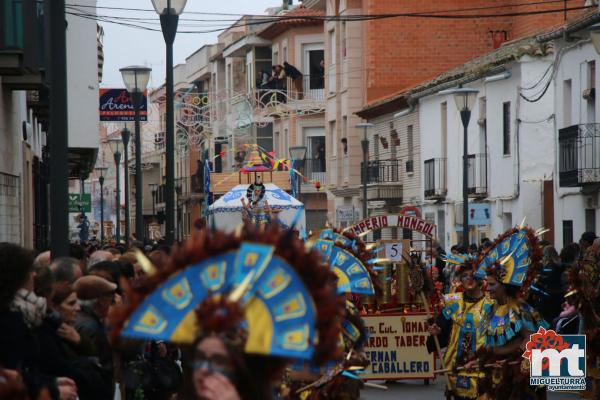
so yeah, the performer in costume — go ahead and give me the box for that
[566,239,600,399]
[427,260,494,400]
[110,223,345,400]
[241,177,272,226]
[474,226,548,400]
[288,229,379,400]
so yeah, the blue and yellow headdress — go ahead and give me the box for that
[474,225,544,291]
[112,224,344,365]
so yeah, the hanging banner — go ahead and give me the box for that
[347,214,436,237]
[99,88,148,122]
[361,314,435,380]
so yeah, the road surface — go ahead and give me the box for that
[361,379,578,399]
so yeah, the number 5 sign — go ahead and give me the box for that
[385,243,403,261]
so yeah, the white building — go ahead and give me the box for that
[0,0,101,247]
[415,37,556,250]
[539,14,600,248]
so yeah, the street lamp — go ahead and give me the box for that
[108,137,123,244]
[439,87,479,248]
[120,66,151,244]
[175,177,183,242]
[152,0,187,245]
[120,127,131,245]
[95,165,108,245]
[589,23,600,55]
[289,146,307,199]
[356,123,374,220]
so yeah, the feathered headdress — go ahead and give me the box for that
[111,223,344,366]
[474,225,543,295]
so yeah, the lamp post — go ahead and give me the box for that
[95,166,108,245]
[589,23,600,54]
[356,123,374,220]
[149,183,159,219]
[152,0,187,245]
[49,0,69,258]
[439,87,479,248]
[175,177,182,242]
[289,146,307,200]
[108,137,123,244]
[120,66,151,244]
[120,127,131,245]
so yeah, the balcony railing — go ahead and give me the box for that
[467,153,488,196]
[300,158,327,185]
[424,158,447,199]
[559,123,600,187]
[361,159,401,184]
[255,74,325,105]
[0,0,45,77]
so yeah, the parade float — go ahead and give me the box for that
[311,214,439,386]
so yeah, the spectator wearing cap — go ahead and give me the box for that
[74,275,117,399]
[579,231,597,255]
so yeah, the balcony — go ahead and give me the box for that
[254,74,325,116]
[559,124,600,187]
[300,158,327,189]
[0,0,45,89]
[361,159,401,184]
[467,153,488,197]
[424,158,447,199]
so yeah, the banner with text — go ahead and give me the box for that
[361,314,435,380]
[99,88,148,122]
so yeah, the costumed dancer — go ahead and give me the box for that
[241,176,272,227]
[110,223,345,400]
[288,229,380,400]
[566,239,600,399]
[427,259,494,400]
[473,225,549,400]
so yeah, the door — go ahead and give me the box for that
[304,127,326,182]
[303,44,325,99]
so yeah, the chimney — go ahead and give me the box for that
[282,0,292,10]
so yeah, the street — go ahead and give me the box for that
[362,380,579,399]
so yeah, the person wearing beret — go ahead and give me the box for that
[74,276,117,399]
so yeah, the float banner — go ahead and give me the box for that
[361,314,435,380]
[99,88,148,122]
[348,215,436,237]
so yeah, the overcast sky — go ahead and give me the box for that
[95,0,279,88]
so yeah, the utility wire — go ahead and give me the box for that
[67,4,594,35]
[67,0,580,17]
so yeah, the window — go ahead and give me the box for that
[502,102,511,155]
[373,134,380,161]
[562,220,573,247]
[406,124,414,173]
[563,79,572,127]
[257,123,273,152]
[390,122,399,160]
[587,61,596,123]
